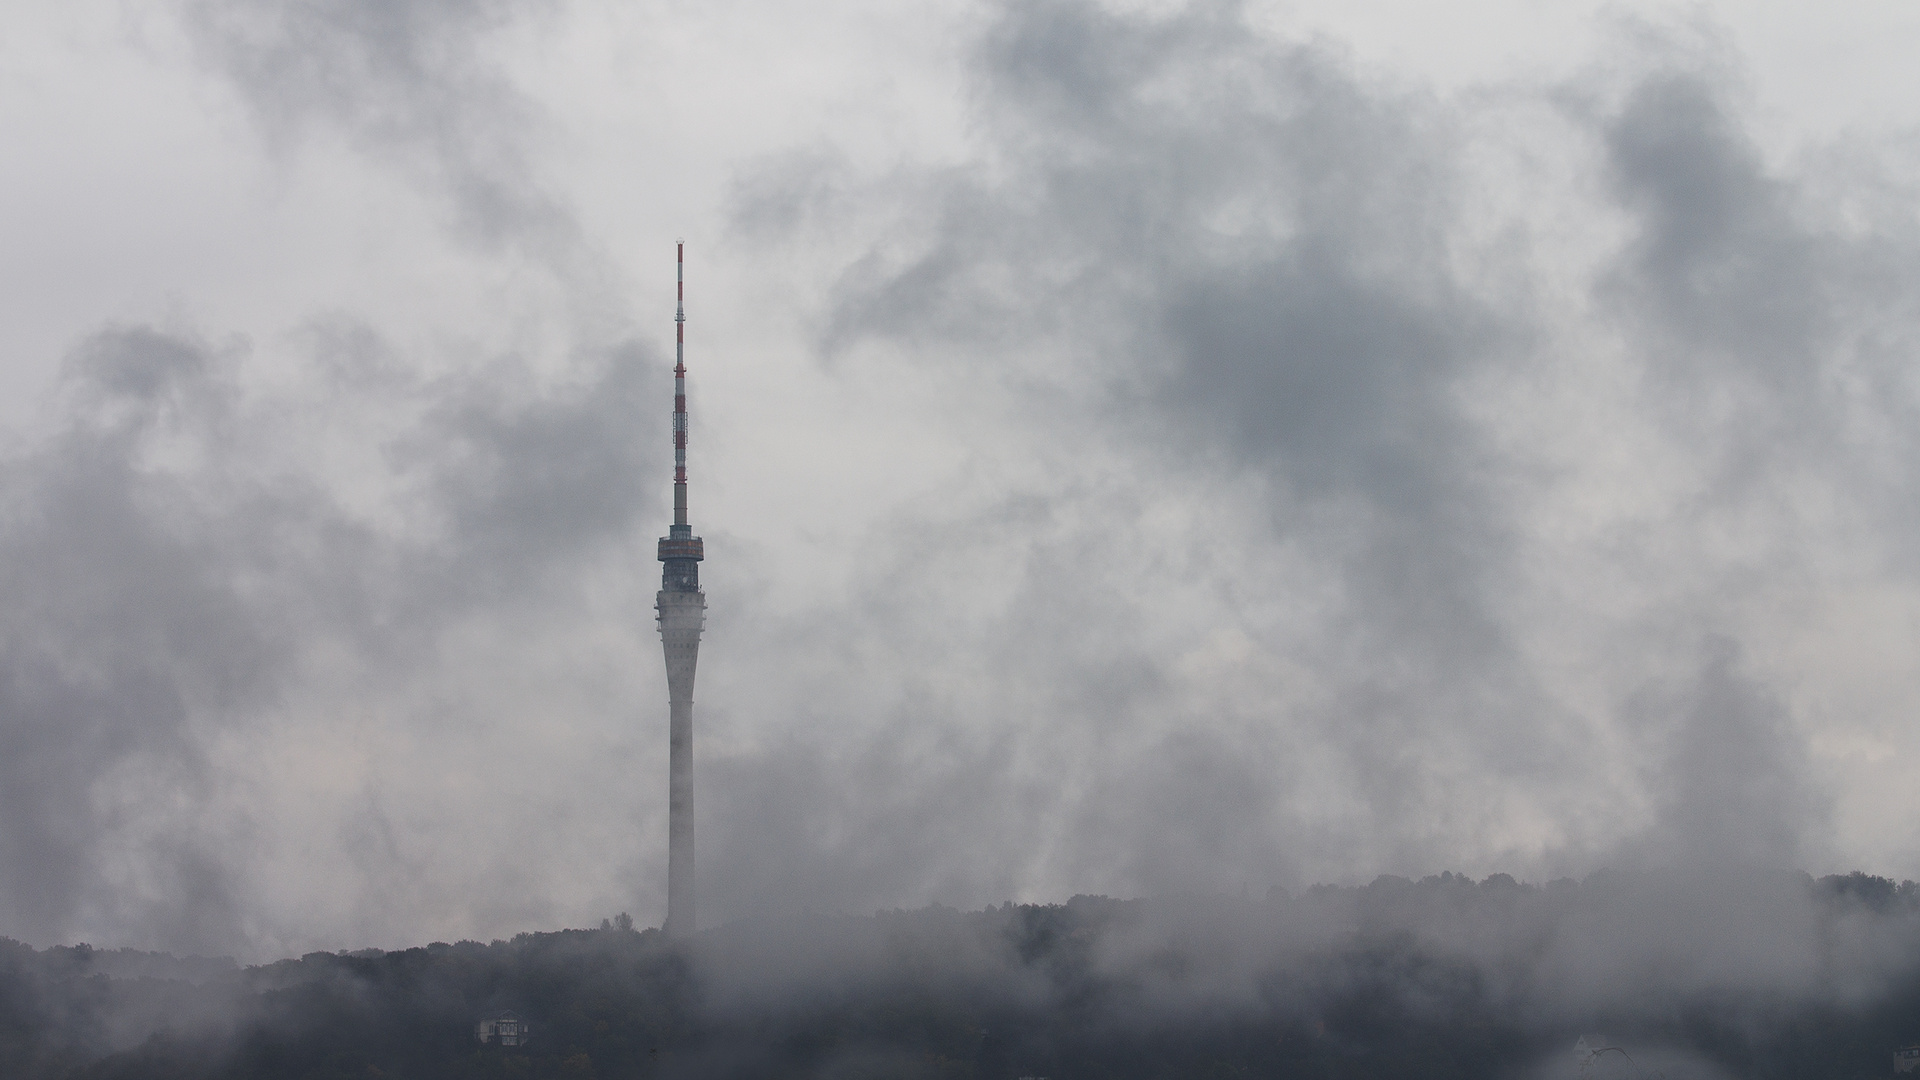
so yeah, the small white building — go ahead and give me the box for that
[1895,1044,1920,1073]
[476,1011,528,1047]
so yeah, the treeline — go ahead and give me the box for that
[3,870,1920,1079]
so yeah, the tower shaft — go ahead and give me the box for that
[659,591,702,935]
[656,240,704,937]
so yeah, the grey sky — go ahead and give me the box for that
[4,0,1920,960]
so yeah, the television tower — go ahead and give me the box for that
[656,240,705,937]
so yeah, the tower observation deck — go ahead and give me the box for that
[657,240,704,937]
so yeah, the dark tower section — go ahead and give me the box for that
[656,240,704,937]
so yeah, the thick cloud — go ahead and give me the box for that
[183,0,570,252]
[4,0,1920,959]
[0,327,267,953]
[732,0,1916,899]
[1625,636,1826,868]
[0,317,663,954]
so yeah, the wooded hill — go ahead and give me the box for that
[6,870,1920,1079]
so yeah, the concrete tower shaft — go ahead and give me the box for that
[656,590,702,936]
[656,240,704,937]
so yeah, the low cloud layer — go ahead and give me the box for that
[10,871,1920,1077]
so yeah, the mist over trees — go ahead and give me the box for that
[4,870,1920,1079]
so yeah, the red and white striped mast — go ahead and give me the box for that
[672,239,688,527]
